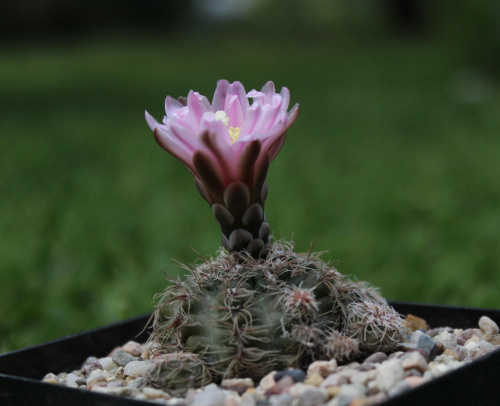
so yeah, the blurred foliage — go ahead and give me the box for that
[1,1,500,353]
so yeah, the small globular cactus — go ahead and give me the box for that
[148,242,406,386]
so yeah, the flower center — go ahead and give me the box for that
[214,110,241,144]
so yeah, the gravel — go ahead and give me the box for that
[42,315,500,405]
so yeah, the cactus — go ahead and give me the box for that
[145,80,408,394]
[149,241,406,387]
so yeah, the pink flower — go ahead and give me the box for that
[145,80,299,206]
[145,80,299,259]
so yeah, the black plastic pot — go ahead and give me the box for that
[1,302,499,406]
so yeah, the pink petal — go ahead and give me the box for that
[280,87,291,111]
[239,103,261,138]
[165,96,184,118]
[145,110,161,131]
[228,81,249,113]
[224,94,245,128]
[187,91,211,122]
[153,126,195,173]
[200,113,232,145]
[287,103,300,125]
[212,79,229,111]
[260,81,276,103]
[169,122,200,154]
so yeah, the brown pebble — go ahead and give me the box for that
[348,398,371,406]
[242,387,256,397]
[404,314,429,332]
[435,342,446,355]
[259,371,277,392]
[443,349,459,361]
[326,386,341,399]
[82,360,102,376]
[305,373,324,387]
[307,360,338,378]
[483,333,500,345]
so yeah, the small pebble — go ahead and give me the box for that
[363,352,387,365]
[295,387,328,406]
[112,349,137,367]
[42,373,58,384]
[401,351,428,373]
[478,316,499,335]
[274,369,306,383]
[329,383,366,406]
[86,369,107,386]
[276,376,294,394]
[98,356,117,371]
[412,331,438,360]
[193,383,226,406]
[259,371,277,392]
[465,340,495,361]
[121,341,143,357]
[433,331,457,351]
[404,314,429,332]
[320,373,349,388]
[307,360,337,378]
[375,359,404,392]
[123,360,156,377]
[268,393,292,406]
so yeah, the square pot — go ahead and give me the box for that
[0,302,499,406]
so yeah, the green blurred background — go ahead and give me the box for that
[2,0,500,353]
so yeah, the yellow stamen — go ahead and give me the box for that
[214,110,241,144]
[229,127,240,144]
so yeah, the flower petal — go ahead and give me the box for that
[199,131,237,185]
[192,150,226,204]
[153,126,195,174]
[280,87,291,111]
[187,91,211,122]
[224,94,245,128]
[260,81,276,103]
[145,110,161,131]
[212,79,229,111]
[165,96,184,118]
[228,81,249,115]
[237,139,262,188]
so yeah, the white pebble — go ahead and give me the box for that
[401,351,429,372]
[193,383,226,406]
[375,359,404,392]
[479,316,499,335]
[465,340,495,361]
[66,373,81,388]
[86,369,107,386]
[122,341,143,357]
[433,331,457,350]
[124,360,156,377]
[99,356,117,371]
[142,387,172,400]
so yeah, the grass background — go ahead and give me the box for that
[2,7,500,352]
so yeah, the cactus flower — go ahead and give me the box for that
[146,80,299,259]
